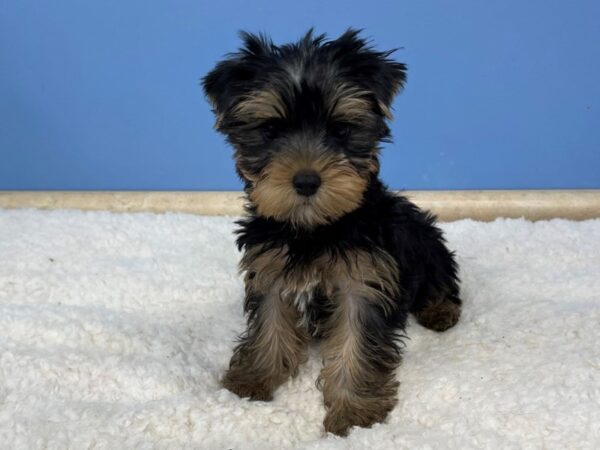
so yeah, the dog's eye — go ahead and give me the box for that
[259,122,280,140]
[329,123,354,141]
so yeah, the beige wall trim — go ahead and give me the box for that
[0,190,599,222]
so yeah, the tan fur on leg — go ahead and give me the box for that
[222,285,309,401]
[319,281,400,436]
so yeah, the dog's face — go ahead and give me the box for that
[203,29,406,228]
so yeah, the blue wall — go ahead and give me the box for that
[1,0,599,190]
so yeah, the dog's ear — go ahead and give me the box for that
[202,32,273,118]
[328,29,407,118]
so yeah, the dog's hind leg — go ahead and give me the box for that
[409,229,462,332]
[413,290,461,332]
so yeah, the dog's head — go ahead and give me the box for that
[203,29,406,228]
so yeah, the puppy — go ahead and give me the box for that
[202,29,461,436]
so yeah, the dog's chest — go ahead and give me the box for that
[241,247,332,321]
[283,276,320,318]
[279,262,330,335]
[278,254,328,305]
[242,245,400,330]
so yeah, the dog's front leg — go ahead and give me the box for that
[319,279,402,436]
[222,280,309,401]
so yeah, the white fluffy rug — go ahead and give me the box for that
[1,209,599,449]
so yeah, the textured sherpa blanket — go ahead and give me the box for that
[0,209,599,449]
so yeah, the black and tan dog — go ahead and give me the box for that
[202,29,461,436]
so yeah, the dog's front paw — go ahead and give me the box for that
[323,401,393,436]
[221,369,274,401]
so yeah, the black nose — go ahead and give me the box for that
[293,170,321,197]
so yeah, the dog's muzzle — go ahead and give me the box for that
[292,169,321,197]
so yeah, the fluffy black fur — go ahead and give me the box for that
[202,29,461,437]
[236,177,460,317]
[203,29,406,188]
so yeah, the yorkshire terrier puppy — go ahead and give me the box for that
[202,29,461,436]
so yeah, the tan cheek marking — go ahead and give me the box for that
[238,166,259,183]
[249,150,369,228]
